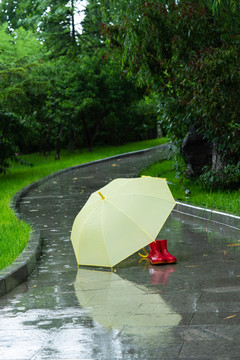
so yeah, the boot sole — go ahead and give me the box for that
[150,260,177,265]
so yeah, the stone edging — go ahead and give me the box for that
[0,229,42,297]
[174,202,240,230]
[1,143,239,296]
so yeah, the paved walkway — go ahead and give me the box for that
[0,145,240,359]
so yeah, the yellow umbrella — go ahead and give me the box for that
[70,176,176,267]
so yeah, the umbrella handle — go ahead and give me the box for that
[138,247,149,258]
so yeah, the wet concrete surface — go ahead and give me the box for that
[1,145,240,359]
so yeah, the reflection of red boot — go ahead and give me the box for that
[148,241,166,265]
[149,264,177,284]
[157,239,177,264]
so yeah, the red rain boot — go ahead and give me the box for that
[148,241,166,265]
[157,239,177,264]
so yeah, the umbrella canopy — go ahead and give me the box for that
[70,176,176,267]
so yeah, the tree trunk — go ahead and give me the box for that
[211,145,225,173]
[90,120,100,149]
[71,0,76,45]
[82,112,92,152]
[55,124,64,160]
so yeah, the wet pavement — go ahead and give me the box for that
[1,145,240,359]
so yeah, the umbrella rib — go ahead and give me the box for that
[100,200,112,267]
[110,192,175,203]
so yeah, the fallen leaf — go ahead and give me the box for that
[227,244,240,247]
[185,265,200,268]
[224,315,236,320]
[112,164,117,167]
[224,251,228,256]
[237,275,240,278]
[73,177,78,180]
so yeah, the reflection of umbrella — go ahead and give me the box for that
[71,176,176,267]
[74,269,182,336]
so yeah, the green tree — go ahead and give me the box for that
[38,0,84,56]
[0,0,159,166]
[104,0,240,189]
[0,0,45,31]
[0,24,46,171]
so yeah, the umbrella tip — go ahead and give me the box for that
[98,191,106,200]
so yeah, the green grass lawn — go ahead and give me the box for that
[140,158,240,216]
[0,138,167,270]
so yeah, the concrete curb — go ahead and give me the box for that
[174,202,240,230]
[1,143,239,296]
[0,229,42,297]
[0,180,44,296]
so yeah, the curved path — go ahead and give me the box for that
[0,145,240,359]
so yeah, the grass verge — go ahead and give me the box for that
[0,138,167,270]
[140,158,240,216]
